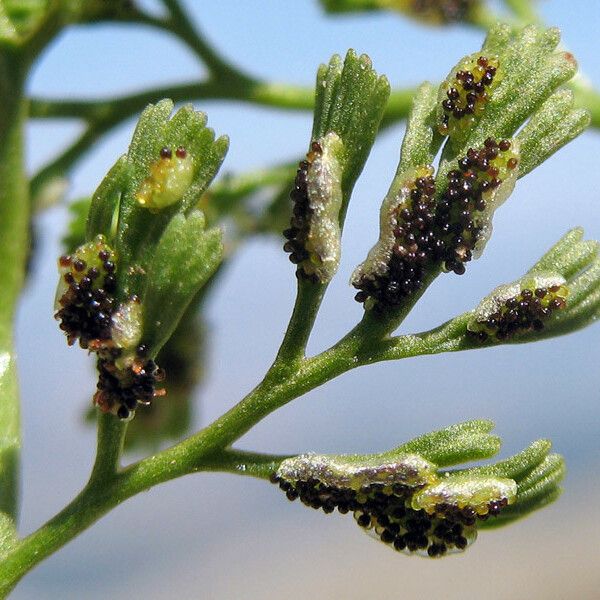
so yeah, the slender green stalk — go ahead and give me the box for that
[161,0,247,81]
[20,0,65,65]
[89,413,128,482]
[209,163,296,200]
[28,79,316,203]
[202,449,293,480]
[0,481,118,597]
[0,411,125,595]
[0,51,28,522]
[274,281,328,365]
[119,317,429,489]
[27,80,600,215]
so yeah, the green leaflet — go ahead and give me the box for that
[141,210,223,356]
[114,100,228,299]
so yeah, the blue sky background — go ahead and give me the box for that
[12,1,600,598]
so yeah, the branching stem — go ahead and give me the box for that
[0,300,481,591]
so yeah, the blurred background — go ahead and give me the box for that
[13,1,600,598]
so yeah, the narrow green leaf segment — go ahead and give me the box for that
[56,100,227,420]
[283,50,389,284]
[465,228,600,346]
[270,421,558,557]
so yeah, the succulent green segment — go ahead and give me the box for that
[395,420,501,467]
[351,24,588,316]
[311,49,390,212]
[82,99,228,339]
[114,100,228,298]
[86,157,129,242]
[528,228,599,280]
[284,50,389,282]
[141,210,223,357]
[474,26,577,142]
[463,229,600,344]
[470,441,565,529]
[272,422,562,558]
[55,100,227,420]
[398,82,444,172]
[516,90,590,177]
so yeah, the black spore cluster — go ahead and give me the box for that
[270,473,505,557]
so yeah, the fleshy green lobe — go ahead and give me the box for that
[115,100,228,299]
[395,420,501,467]
[141,210,223,356]
[312,50,390,210]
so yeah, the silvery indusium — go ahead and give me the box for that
[54,25,595,559]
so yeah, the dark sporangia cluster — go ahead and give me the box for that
[55,235,117,349]
[94,348,166,420]
[352,166,440,309]
[436,138,518,274]
[56,236,167,420]
[468,282,569,342]
[439,55,500,138]
[283,141,323,282]
[410,0,477,24]
[352,139,518,310]
[270,473,509,557]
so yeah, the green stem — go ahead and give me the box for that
[210,163,297,201]
[89,412,127,483]
[274,281,327,365]
[28,79,316,203]
[202,449,292,480]
[0,478,120,596]
[0,410,125,595]
[161,0,246,81]
[118,319,394,491]
[0,50,28,522]
[21,1,64,64]
[372,312,475,361]
[122,310,481,486]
